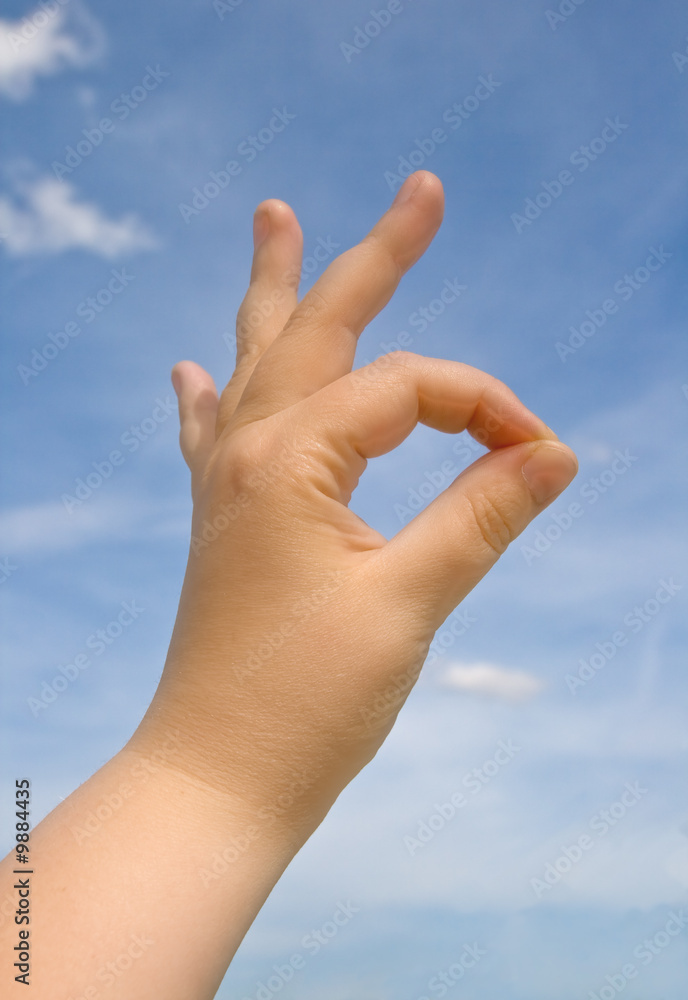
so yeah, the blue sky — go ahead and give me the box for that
[1,0,688,996]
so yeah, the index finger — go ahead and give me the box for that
[312,351,556,458]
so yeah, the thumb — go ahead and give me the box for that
[380,440,578,628]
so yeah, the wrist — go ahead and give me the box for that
[126,693,329,863]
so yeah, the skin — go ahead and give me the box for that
[0,170,577,998]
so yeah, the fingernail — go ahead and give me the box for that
[522,444,578,504]
[170,367,181,396]
[253,208,270,249]
[392,173,421,207]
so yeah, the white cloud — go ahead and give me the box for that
[0,176,157,257]
[0,7,104,101]
[439,661,544,702]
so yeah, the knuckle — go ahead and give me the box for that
[209,423,269,482]
[285,289,329,332]
[277,265,301,292]
[212,436,255,490]
[378,349,416,372]
[464,490,516,557]
[352,350,418,398]
[360,233,403,285]
[234,340,262,366]
[212,421,309,503]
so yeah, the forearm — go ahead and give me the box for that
[0,725,305,999]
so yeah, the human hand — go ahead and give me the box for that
[132,170,578,842]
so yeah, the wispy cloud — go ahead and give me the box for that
[0,491,190,557]
[0,6,104,102]
[0,175,158,257]
[439,661,544,701]
[0,497,138,555]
